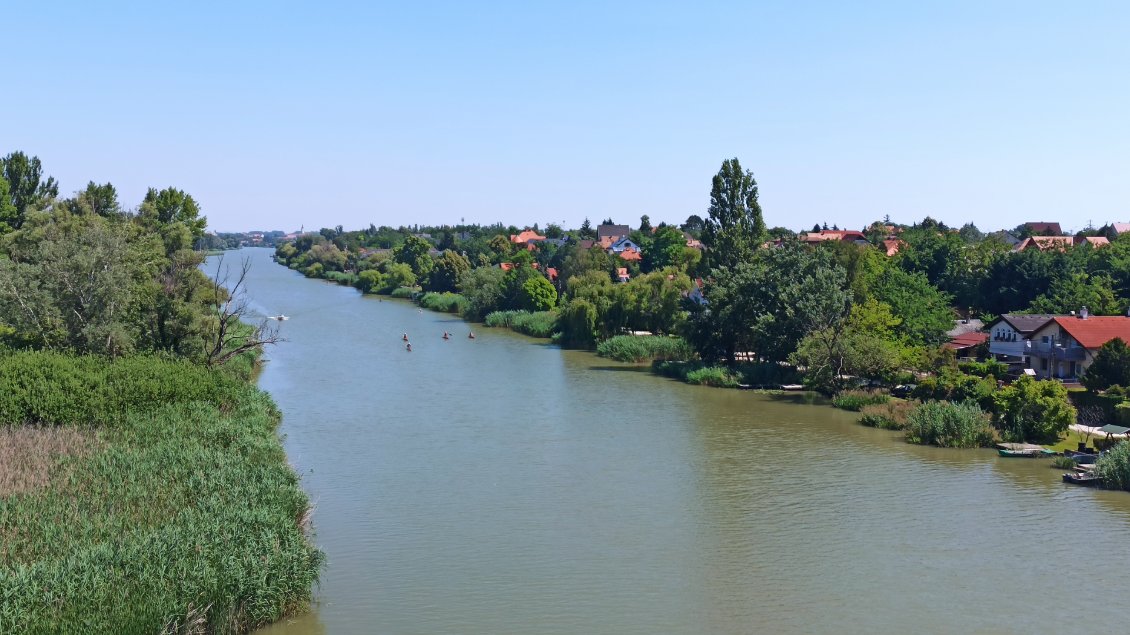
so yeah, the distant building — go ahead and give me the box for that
[1015,236,1108,252]
[1024,222,1063,236]
[800,230,868,245]
[597,224,631,241]
[1028,311,1130,381]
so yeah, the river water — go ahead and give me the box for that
[225,248,1130,634]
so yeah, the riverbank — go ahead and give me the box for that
[0,351,322,633]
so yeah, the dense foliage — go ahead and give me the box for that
[904,401,996,448]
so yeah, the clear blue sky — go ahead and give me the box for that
[5,1,1128,233]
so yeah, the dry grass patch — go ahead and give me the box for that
[0,426,99,496]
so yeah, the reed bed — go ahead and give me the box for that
[0,352,322,634]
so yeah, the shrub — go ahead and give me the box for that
[484,310,556,338]
[596,336,694,363]
[1052,455,1078,469]
[390,286,417,299]
[323,270,358,287]
[832,390,890,412]
[685,366,740,388]
[905,400,996,448]
[993,375,1076,443]
[912,370,996,411]
[419,292,467,314]
[958,359,1010,381]
[859,400,917,430]
[1095,441,1130,491]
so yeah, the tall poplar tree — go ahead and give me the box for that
[701,158,766,271]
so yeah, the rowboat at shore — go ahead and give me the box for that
[1063,472,1102,487]
[997,443,1056,458]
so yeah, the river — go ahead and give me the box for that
[222,248,1130,634]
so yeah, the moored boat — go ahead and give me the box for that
[1063,472,1102,487]
[998,448,1056,457]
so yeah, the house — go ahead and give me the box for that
[1025,222,1063,236]
[800,229,868,245]
[510,230,546,248]
[618,247,642,262]
[1015,236,1109,252]
[608,237,640,253]
[546,267,558,282]
[1027,310,1130,381]
[944,332,988,357]
[1111,223,1130,235]
[988,231,1021,247]
[597,224,631,241]
[985,314,1056,365]
[616,267,630,283]
[882,239,905,257]
[578,239,596,250]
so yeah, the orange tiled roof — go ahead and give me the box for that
[944,332,988,350]
[619,247,642,261]
[1053,316,1130,349]
[510,230,546,244]
[883,239,905,256]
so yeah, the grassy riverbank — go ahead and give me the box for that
[0,351,322,634]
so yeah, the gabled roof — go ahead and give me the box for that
[801,230,867,243]
[616,267,629,280]
[944,332,988,351]
[597,224,631,240]
[1016,235,1109,251]
[510,230,546,244]
[882,239,905,256]
[1026,222,1063,235]
[1051,316,1130,349]
[985,314,1055,336]
[546,267,558,281]
[578,239,595,250]
[618,247,642,261]
[1112,223,1130,235]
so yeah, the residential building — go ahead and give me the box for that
[985,314,1055,365]
[597,224,631,241]
[1027,310,1130,380]
[1015,236,1109,252]
[800,229,868,245]
[1024,221,1063,236]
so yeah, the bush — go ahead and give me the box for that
[859,400,917,430]
[596,336,694,363]
[685,366,740,388]
[958,359,1010,381]
[1095,441,1130,491]
[419,292,467,314]
[904,400,996,448]
[323,270,358,287]
[1052,455,1078,469]
[390,286,417,299]
[993,375,1076,443]
[912,370,996,411]
[484,310,557,338]
[832,390,890,412]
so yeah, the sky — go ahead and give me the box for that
[5,1,1128,233]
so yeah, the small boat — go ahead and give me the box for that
[1063,472,1102,487]
[998,448,1056,457]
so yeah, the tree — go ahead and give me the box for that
[1028,272,1121,316]
[427,249,471,292]
[644,225,692,271]
[393,234,434,277]
[0,174,17,232]
[700,158,766,270]
[204,255,281,367]
[791,298,902,393]
[460,265,507,320]
[993,375,1076,443]
[870,267,953,347]
[138,187,206,238]
[681,214,704,235]
[1082,338,1130,392]
[383,262,417,290]
[0,152,59,224]
[639,214,652,234]
[578,217,596,239]
[557,298,599,348]
[521,275,557,311]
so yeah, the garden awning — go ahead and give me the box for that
[1099,424,1130,436]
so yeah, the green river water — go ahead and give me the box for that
[224,248,1130,634]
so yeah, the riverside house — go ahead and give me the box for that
[986,314,1056,366]
[1025,310,1130,381]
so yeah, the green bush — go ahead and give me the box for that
[832,390,890,412]
[685,366,740,388]
[1095,441,1130,491]
[958,359,1010,381]
[904,400,996,448]
[596,335,694,363]
[859,400,917,430]
[390,286,417,299]
[419,292,467,314]
[323,270,358,286]
[0,352,322,633]
[484,310,557,338]
[912,370,996,411]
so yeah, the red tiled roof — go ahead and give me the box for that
[1026,222,1063,235]
[546,267,558,281]
[510,230,546,244]
[619,247,642,261]
[882,239,904,256]
[944,332,988,350]
[616,267,629,279]
[499,262,514,271]
[802,230,867,243]
[1053,316,1130,349]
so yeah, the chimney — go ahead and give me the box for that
[1080,306,1089,320]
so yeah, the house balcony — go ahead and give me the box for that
[1030,342,1086,361]
[988,340,1028,359]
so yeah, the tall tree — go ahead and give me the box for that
[638,214,652,234]
[138,187,206,238]
[1,151,59,227]
[578,217,596,239]
[700,158,766,270]
[0,174,17,232]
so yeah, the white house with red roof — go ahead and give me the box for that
[1026,309,1130,380]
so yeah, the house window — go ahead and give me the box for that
[1040,358,1048,371]
[1042,336,1050,344]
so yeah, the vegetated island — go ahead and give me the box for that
[0,151,321,634]
[273,157,1130,490]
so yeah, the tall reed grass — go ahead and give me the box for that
[595,335,693,363]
